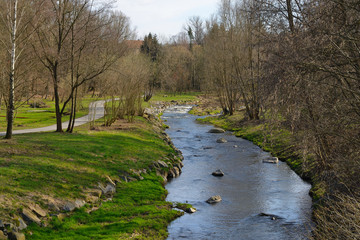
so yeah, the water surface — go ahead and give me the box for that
[163,105,312,240]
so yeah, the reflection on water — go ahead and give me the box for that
[163,105,312,240]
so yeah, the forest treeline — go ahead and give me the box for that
[0,0,359,239]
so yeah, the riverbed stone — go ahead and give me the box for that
[209,128,225,133]
[22,209,41,225]
[185,208,197,213]
[206,195,222,204]
[212,169,224,177]
[262,157,279,164]
[216,138,227,143]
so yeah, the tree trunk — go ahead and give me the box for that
[286,0,295,33]
[5,0,18,139]
[53,65,62,132]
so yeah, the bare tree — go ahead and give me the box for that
[0,0,42,139]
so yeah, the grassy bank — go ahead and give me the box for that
[196,110,324,201]
[0,116,183,239]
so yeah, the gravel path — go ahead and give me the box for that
[0,100,106,136]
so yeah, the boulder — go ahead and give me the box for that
[262,157,279,164]
[185,208,197,213]
[233,145,238,148]
[157,160,169,168]
[62,202,76,212]
[168,169,175,178]
[156,170,168,183]
[74,199,86,209]
[173,167,181,177]
[8,232,25,240]
[46,198,62,212]
[29,204,47,218]
[216,138,227,143]
[22,209,41,225]
[103,183,116,195]
[85,194,99,203]
[15,218,27,231]
[206,195,222,204]
[212,169,224,177]
[0,230,6,240]
[208,128,225,133]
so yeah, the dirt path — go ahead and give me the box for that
[0,100,106,136]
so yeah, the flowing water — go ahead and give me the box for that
[162,105,312,240]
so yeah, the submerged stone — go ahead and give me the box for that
[206,195,222,204]
[209,128,225,133]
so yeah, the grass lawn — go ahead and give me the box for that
[0,97,98,131]
[0,117,183,239]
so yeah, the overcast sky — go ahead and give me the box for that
[115,0,219,40]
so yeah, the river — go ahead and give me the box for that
[162,105,312,240]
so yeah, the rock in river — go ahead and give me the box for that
[212,169,224,177]
[208,128,225,133]
[206,195,222,204]
[262,157,279,164]
[216,138,227,143]
[185,208,197,213]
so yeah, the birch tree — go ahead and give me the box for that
[0,0,41,139]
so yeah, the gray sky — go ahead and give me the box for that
[115,0,219,39]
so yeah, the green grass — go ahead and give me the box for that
[0,116,183,239]
[0,97,98,131]
[28,175,182,240]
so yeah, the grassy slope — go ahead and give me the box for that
[0,92,202,239]
[0,117,182,239]
[196,110,324,201]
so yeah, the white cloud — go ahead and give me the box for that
[114,0,219,39]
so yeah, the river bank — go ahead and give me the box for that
[0,97,197,240]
